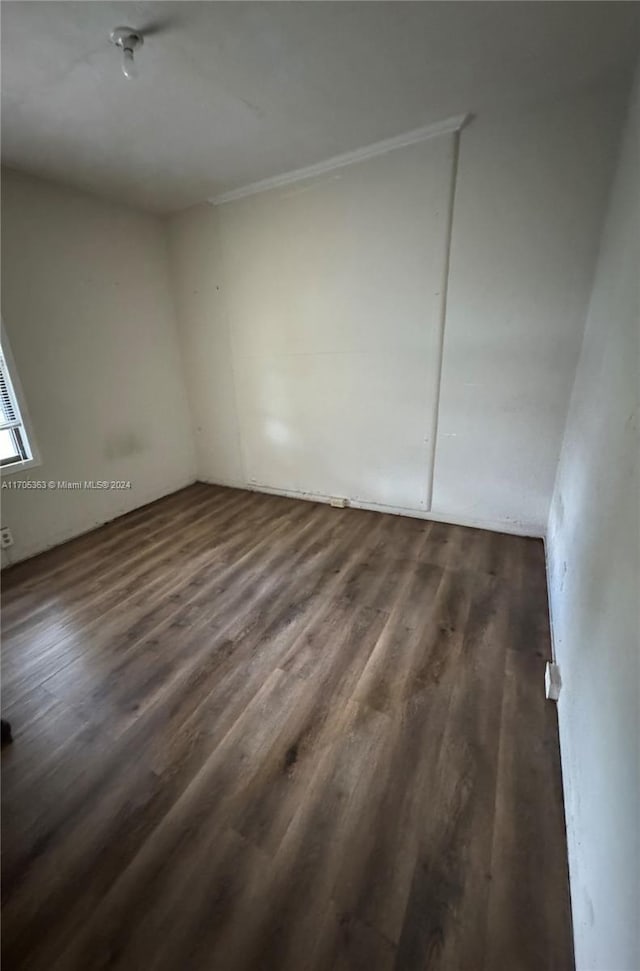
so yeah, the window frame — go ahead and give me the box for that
[0,323,40,476]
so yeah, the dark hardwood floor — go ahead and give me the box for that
[1,483,573,971]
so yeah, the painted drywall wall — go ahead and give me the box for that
[167,85,624,535]
[1,169,195,564]
[434,84,626,533]
[546,67,639,971]
[221,134,456,511]
[167,202,245,488]
[170,133,457,512]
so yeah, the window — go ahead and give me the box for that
[0,349,35,469]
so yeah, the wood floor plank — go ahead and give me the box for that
[1,486,268,684]
[1,484,574,971]
[483,649,574,971]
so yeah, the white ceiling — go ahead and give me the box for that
[2,1,638,212]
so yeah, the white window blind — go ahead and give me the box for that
[0,351,32,467]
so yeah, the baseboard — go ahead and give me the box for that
[5,473,541,569]
[197,477,543,538]
[1,476,199,567]
[542,534,559,663]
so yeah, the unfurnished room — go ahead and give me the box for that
[0,3,638,970]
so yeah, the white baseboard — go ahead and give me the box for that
[198,477,543,539]
[2,475,198,567]
[543,534,559,663]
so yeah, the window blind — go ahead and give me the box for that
[0,354,21,431]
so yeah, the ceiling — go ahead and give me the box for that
[2,1,638,212]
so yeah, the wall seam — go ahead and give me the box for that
[425,127,462,511]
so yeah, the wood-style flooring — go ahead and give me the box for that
[1,483,573,971]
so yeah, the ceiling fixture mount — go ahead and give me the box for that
[109,27,143,80]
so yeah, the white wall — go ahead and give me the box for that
[167,202,245,489]
[169,134,457,513]
[168,85,624,535]
[219,135,455,512]
[547,68,639,971]
[1,169,195,564]
[434,85,626,533]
